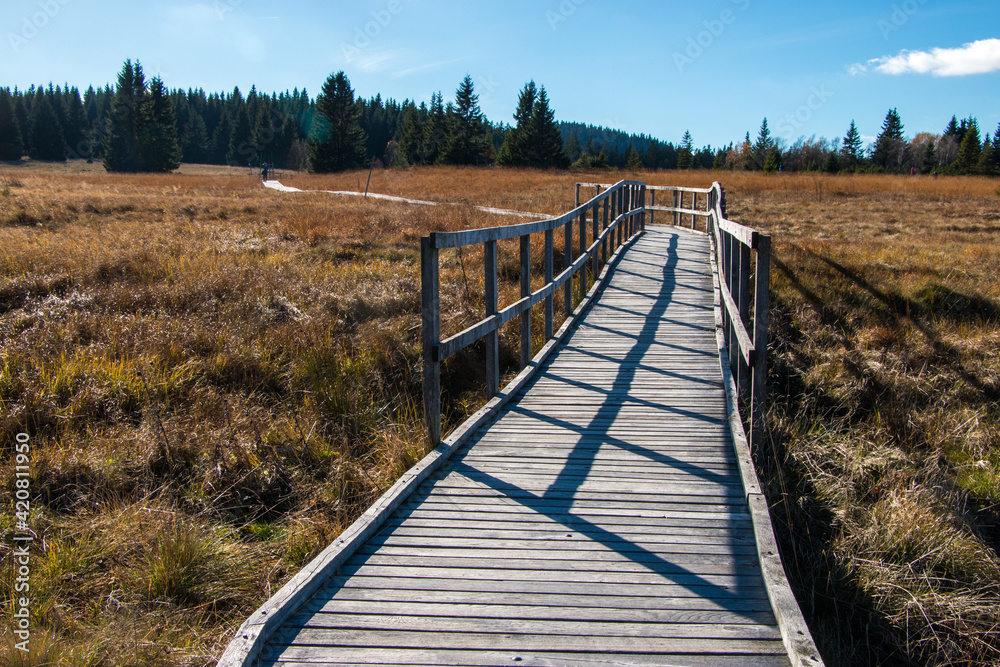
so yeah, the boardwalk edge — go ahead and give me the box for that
[216,232,643,667]
[709,233,826,667]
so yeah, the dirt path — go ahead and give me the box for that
[264,180,546,218]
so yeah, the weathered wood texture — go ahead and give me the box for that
[256,227,794,667]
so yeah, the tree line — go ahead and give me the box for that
[1,63,998,177]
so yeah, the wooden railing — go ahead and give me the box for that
[577,181,770,449]
[705,183,770,449]
[422,180,647,445]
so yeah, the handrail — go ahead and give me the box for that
[705,182,770,451]
[575,181,770,449]
[422,180,647,444]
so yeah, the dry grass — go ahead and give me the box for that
[717,172,1000,666]
[1,162,998,666]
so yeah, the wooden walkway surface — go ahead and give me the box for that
[258,226,793,666]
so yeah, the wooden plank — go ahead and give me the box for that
[264,631,789,655]
[264,649,789,667]
[283,617,782,641]
[292,600,777,626]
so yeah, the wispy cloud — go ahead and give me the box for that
[390,58,467,80]
[851,38,1000,77]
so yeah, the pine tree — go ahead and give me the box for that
[921,138,937,174]
[823,151,840,173]
[181,113,210,164]
[103,60,146,172]
[677,131,693,169]
[762,149,781,173]
[422,93,446,165]
[62,88,88,159]
[29,92,66,161]
[563,132,582,165]
[753,118,773,171]
[139,77,182,172]
[943,116,960,139]
[530,86,567,169]
[625,145,642,170]
[841,120,863,170]
[497,81,537,167]
[0,89,24,160]
[13,93,30,154]
[396,103,423,166]
[310,71,367,173]
[442,75,487,165]
[953,118,981,174]
[990,125,1000,176]
[227,105,252,166]
[872,109,906,172]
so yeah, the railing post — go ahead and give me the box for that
[591,202,600,278]
[691,193,698,230]
[579,210,587,302]
[602,193,609,263]
[544,229,554,339]
[574,183,580,208]
[650,189,655,226]
[484,240,499,398]
[520,234,532,370]
[421,236,441,445]
[739,240,753,402]
[640,184,647,232]
[673,190,680,227]
[564,217,573,316]
[752,234,771,452]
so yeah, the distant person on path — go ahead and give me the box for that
[261,163,269,182]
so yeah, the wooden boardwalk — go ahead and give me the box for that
[250,226,800,667]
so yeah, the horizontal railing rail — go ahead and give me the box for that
[705,182,770,449]
[576,181,769,448]
[422,180,647,445]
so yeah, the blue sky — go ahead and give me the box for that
[3,0,999,149]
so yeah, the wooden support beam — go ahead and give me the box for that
[421,236,440,445]
[484,240,499,398]
[519,234,531,370]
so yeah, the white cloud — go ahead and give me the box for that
[852,38,1000,77]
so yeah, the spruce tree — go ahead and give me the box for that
[28,92,66,161]
[181,113,210,164]
[397,103,424,166]
[60,88,88,159]
[872,109,906,172]
[841,120,863,170]
[139,77,182,172]
[953,118,982,174]
[530,86,568,168]
[103,60,146,172]
[13,93,30,155]
[442,75,487,165]
[497,81,537,167]
[423,93,446,165]
[990,125,1000,176]
[0,89,24,160]
[753,118,773,170]
[310,71,367,173]
[625,145,642,171]
[921,138,937,174]
[677,131,693,169]
[227,105,252,166]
